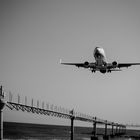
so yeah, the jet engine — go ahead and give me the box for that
[84,61,89,68]
[112,61,118,67]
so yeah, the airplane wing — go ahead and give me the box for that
[60,59,95,68]
[110,69,122,72]
[60,62,85,67]
[117,63,140,68]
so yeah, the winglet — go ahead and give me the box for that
[60,59,62,64]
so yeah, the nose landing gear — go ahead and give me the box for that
[107,69,111,73]
[91,69,96,73]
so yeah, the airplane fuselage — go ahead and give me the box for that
[92,47,109,73]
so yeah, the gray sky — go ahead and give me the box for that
[1,0,140,126]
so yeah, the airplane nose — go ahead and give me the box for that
[94,48,100,56]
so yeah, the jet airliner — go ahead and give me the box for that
[60,47,140,74]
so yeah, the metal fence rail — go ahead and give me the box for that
[0,85,128,140]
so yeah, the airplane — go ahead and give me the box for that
[60,47,140,74]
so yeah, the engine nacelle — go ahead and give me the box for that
[84,61,89,68]
[112,61,118,66]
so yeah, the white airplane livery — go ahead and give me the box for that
[60,47,140,74]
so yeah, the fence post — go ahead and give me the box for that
[111,123,114,136]
[93,117,97,136]
[0,86,5,140]
[116,124,118,135]
[70,109,75,140]
[18,94,20,104]
[91,117,98,140]
[105,120,107,136]
[103,120,109,140]
[31,99,34,107]
[25,96,27,106]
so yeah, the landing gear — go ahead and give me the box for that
[91,70,96,73]
[107,69,111,73]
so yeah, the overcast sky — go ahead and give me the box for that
[1,0,140,126]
